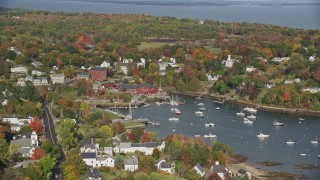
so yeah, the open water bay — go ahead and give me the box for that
[119,94,320,179]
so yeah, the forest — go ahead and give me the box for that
[0,8,320,110]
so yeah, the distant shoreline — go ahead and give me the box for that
[166,88,320,117]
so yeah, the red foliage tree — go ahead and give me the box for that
[127,133,136,142]
[140,132,152,143]
[283,91,291,102]
[207,173,222,180]
[31,147,46,160]
[30,116,44,135]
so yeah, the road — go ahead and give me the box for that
[43,103,66,180]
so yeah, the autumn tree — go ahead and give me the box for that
[99,125,113,139]
[31,147,47,160]
[64,165,80,180]
[111,122,126,135]
[30,116,44,135]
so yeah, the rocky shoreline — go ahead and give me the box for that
[166,88,320,117]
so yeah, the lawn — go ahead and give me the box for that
[138,42,174,50]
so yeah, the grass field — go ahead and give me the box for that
[138,42,174,50]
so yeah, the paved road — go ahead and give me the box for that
[43,103,66,180]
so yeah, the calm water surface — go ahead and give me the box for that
[119,94,320,178]
[1,0,320,29]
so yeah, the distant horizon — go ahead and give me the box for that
[1,0,319,29]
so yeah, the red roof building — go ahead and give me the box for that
[88,67,107,82]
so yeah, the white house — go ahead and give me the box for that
[206,74,220,81]
[225,55,237,68]
[246,66,257,72]
[82,153,115,168]
[11,131,39,157]
[271,57,290,62]
[100,61,111,68]
[137,58,146,68]
[11,124,23,132]
[50,74,65,84]
[25,75,33,82]
[124,156,139,171]
[31,70,45,76]
[309,56,316,62]
[31,61,42,68]
[11,66,28,74]
[2,116,32,125]
[8,47,21,56]
[17,78,26,86]
[194,163,205,177]
[205,161,232,180]
[115,141,165,155]
[154,158,175,174]
[159,161,175,174]
[302,87,320,93]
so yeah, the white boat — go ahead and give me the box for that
[175,109,181,115]
[199,107,206,111]
[155,102,162,105]
[196,96,202,100]
[205,123,215,127]
[215,107,220,110]
[204,132,217,138]
[197,102,205,106]
[243,107,257,113]
[298,118,305,121]
[300,153,307,156]
[273,120,284,126]
[247,115,256,119]
[286,140,295,145]
[257,133,270,138]
[142,103,151,108]
[194,135,200,138]
[311,136,319,145]
[171,108,178,111]
[243,119,253,124]
[236,111,245,116]
[169,117,179,121]
[195,111,203,115]
[199,114,205,118]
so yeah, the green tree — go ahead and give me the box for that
[184,169,202,180]
[0,139,9,166]
[58,118,79,150]
[133,172,150,180]
[39,155,57,176]
[212,142,233,154]
[62,154,88,174]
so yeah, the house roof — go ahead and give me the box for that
[96,155,114,161]
[160,162,172,169]
[119,142,131,148]
[122,84,138,90]
[124,157,138,166]
[194,163,205,173]
[20,160,40,168]
[131,143,145,147]
[154,157,165,166]
[146,142,158,148]
[82,153,96,159]
[90,67,107,71]
[80,138,96,146]
[11,138,32,147]
[138,83,154,89]
[211,165,226,173]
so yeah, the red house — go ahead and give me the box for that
[88,67,107,82]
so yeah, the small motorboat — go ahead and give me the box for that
[199,107,206,111]
[286,140,295,145]
[142,103,151,108]
[195,111,203,116]
[236,111,245,116]
[298,118,305,121]
[197,102,205,106]
[311,136,319,145]
[204,132,217,138]
[169,117,179,121]
[300,153,307,156]
[175,109,181,115]
[247,115,256,119]
[273,120,284,126]
[205,123,215,127]
[215,107,220,110]
[194,135,200,138]
[243,119,253,124]
[257,133,270,138]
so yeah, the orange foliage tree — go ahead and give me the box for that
[30,116,44,134]
[31,147,47,160]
